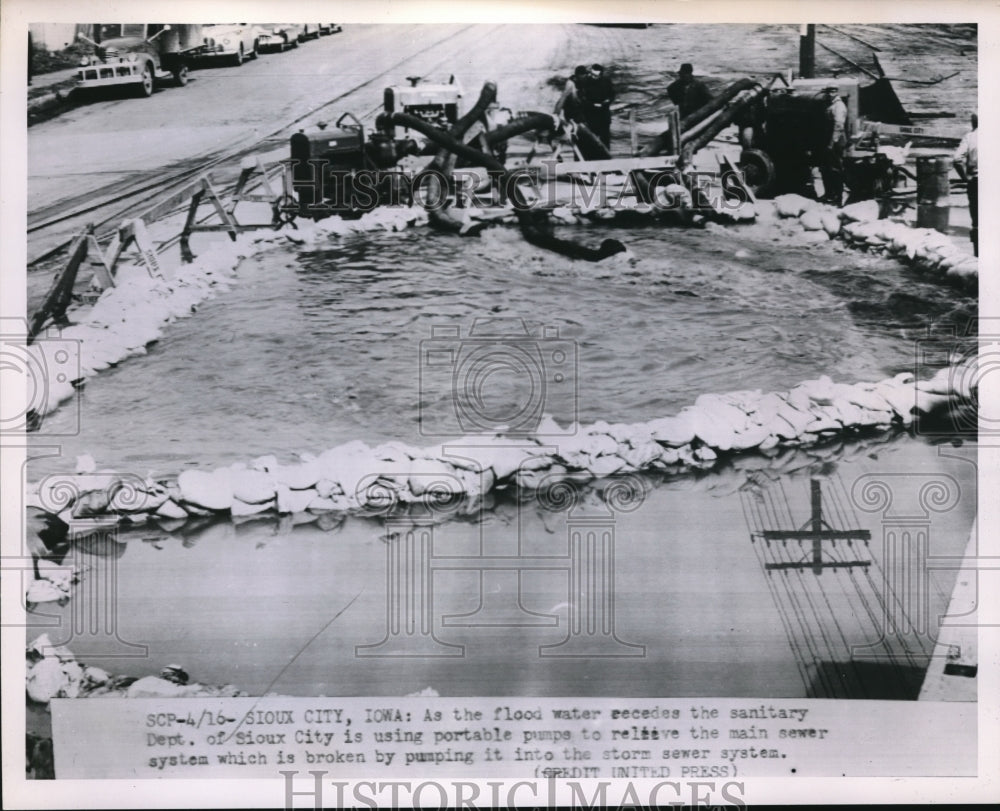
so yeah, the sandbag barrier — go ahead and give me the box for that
[24,633,246,779]
[26,360,975,540]
[25,634,247,707]
[770,194,978,291]
[23,632,437,779]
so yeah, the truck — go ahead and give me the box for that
[75,24,204,97]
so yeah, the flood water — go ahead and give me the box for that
[30,222,974,478]
[26,217,978,699]
[30,434,976,699]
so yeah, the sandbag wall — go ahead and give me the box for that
[771,194,978,290]
[26,359,974,532]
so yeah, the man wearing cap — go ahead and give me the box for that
[954,112,978,256]
[584,63,615,148]
[667,63,712,118]
[819,85,848,206]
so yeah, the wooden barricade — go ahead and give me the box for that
[29,157,286,340]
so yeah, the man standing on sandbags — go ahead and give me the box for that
[584,63,615,148]
[954,113,978,257]
[667,63,712,118]
[819,85,847,207]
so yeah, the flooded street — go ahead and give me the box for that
[24,221,977,700]
[29,222,973,478]
[29,436,977,699]
[22,22,979,707]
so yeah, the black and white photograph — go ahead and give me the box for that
[2,1,997,806]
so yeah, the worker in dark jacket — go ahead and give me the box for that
[554,65,589,125]
[667,63,712,118]
[583,63,615,148]
[818,85,848,206]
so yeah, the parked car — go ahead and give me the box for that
[256,24,302,52]
[300,25,322,41]
[318,24,342,35]
[201,24,260,66]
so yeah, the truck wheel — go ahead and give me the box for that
[137,62,154,97]
[250,41,259,59]
[173,64,189,87]
[738,148,776,198]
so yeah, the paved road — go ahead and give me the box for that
[27,24,571,266]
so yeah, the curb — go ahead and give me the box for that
[28,85,76,120]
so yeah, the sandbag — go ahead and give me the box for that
[800,209,825,231]
[821,211,842,237]
[775,194,809,218]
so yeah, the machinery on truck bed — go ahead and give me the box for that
[382,77,464,139]
[287,78,518,219]
[281,67,917,228]
[736,77,862,199]
[76,24,203,97]
[733,75,920,202]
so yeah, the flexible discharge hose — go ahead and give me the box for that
[640,77,759,158]
[425,82,500,233]
[426,81,499,175]
[382,111,626,261]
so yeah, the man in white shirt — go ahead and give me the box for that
[954,113,978,256]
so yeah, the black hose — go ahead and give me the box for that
[426,81,498,175]
[386,112,626,261]
[640,78,757,157]
[482,112,556,146]
[679,78,757,135]
[426,82,499,233]
[683,86,765,156]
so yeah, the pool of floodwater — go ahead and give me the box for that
[28,434,976,699]
[29,222,975,478]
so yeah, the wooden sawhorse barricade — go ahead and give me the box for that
[29,159,286,342]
